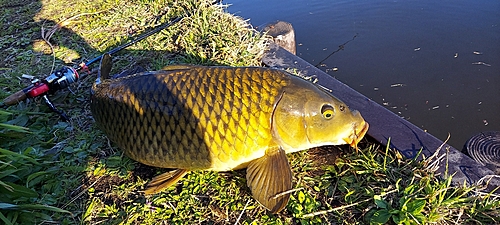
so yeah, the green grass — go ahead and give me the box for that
[1,0,499,224]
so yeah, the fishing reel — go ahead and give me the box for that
[44,66,80,94]
[2,66,79,121]
[24,66,79,98]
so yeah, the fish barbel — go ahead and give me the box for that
[90,57,368,213]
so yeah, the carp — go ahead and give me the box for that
[90,54,368,213]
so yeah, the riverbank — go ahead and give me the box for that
[0,0,498,224]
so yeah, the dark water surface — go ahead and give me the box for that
[227,0,500,149]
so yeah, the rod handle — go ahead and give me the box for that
[2,89,28,106]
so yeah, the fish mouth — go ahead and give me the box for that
[343,121,369,150]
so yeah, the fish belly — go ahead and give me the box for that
[90,66,290,171]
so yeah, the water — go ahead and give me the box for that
[226,0,500,149]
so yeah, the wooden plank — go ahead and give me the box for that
[260,21,296,55]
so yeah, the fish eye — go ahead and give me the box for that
[321,104,335,119]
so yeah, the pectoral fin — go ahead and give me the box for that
[144,169,189,195]
[246,146,292,213]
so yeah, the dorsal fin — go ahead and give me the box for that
[161,64,197,71]
[98,53,113,80]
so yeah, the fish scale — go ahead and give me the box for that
[91,66,289,170]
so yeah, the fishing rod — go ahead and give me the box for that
[1,0,222,121]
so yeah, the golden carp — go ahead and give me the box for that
[90,56,368,213]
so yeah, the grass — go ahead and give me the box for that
[1,0,499,224]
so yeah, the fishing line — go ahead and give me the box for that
[314,33,358,67]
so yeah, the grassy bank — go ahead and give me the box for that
[1,0,499,224]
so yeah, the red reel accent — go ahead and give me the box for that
[26,83,50,98]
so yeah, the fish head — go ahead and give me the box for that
[272,76,369,152]
[302,91,369,149]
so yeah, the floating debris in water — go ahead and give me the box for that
[483,120,489,126]
[374,87,379,91]
[390,83,405,87]
[431,106,440,110]
[383,102,389,106]
[473,51,483,55]
[325,67,338,72]
[414,47,421,51]
[472,61,491,66]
